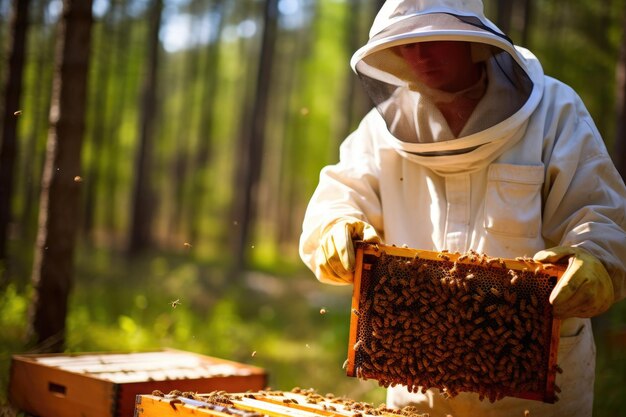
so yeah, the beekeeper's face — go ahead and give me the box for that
[397,41,479,92]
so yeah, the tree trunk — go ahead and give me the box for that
[0,0,29,286]
[230,0,278,276]
[496,0,514,35]
[82,2,114,240]
[28,0,93,352]
[336,0,363,144]
[519,0,533,47]
[127,0,163,255]
[103,0,130,242]
[168,29,202,243]
[19,0,54,246]
[615,10,626,179]
[188,0,226,245]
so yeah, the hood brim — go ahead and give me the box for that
[351,13,524,83]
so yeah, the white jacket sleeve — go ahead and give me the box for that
[540,85,626,302]
[299,111,384,282]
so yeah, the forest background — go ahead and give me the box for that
[0,0,625,416]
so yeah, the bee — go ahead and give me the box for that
[13,110,22,116]
[487,258,501,267]
[351,308,360,317]
[183,242,192,248]
[472,293,484,303]
[169,398,183,409]
[320,308,327,315]
[485,304,497,313]
[530,294,539,307]
[73,176,83,183]
[504,289,517,304]
[437,253,451,261]
[170,299,181,308]
[251,350,257,357]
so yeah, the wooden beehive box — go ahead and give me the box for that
[346,243,565,403]
[135,388,431,417]
[9,349,267,417]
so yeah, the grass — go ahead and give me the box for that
[1,246,625,416]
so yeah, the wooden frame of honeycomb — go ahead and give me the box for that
[346,242,565,403]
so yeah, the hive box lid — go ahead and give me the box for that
[9,348,267,417]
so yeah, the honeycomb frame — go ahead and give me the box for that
[346,242,565,403]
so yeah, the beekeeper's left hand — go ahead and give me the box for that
[533,246,614,319]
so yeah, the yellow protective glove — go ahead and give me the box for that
[533,246,614,319]
[315,217,381,284]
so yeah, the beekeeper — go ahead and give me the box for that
[299,0,626,416]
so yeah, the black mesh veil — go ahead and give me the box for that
[352,13,533,144]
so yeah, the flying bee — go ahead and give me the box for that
[170,299,181,308]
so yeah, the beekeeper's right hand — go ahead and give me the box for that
[315,217,381,284]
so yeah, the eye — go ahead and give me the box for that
[399,43,418,51]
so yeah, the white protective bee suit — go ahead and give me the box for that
[299,1,626,416]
